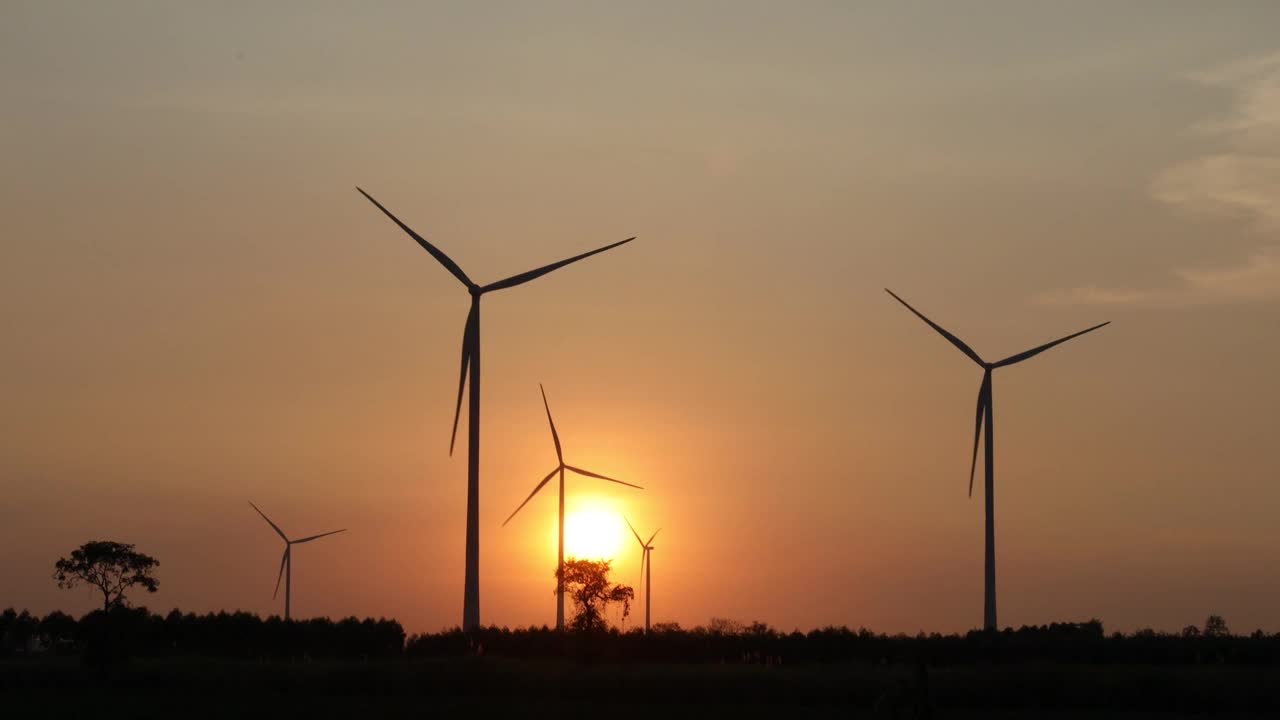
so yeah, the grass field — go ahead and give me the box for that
[4,657,1280,718]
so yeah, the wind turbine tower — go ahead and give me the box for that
[249,501,345,621]
[885,289,1108,631]
[503,384,642,630]
[358,188,634,631]
[626,517,660,634]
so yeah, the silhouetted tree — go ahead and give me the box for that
[708,617,745,635]
[556,558,633,632]
[53,541,159,610]
[1204,615,1230,638]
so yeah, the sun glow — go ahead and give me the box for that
[561,506,626,561]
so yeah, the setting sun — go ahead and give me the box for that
[561,507,625,561]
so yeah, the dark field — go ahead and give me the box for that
[4,657,1280,719]
[8,611,1280,717]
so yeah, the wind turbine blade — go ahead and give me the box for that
[480,237,635,293]
[540,383,563,464]
[273,548,288,599]
[991,321,1111,368]
[449,306,477,456]
[646,529,661,546]
[639,547,646,592]
[969,373,990,498]
[565,465,643,490]
[501,467,560,526]
[250,501,288,541]
[293,529,346,544]
[884,289,985,367]
[356,187,474,289]
[624,516,645,546]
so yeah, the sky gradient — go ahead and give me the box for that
[3,1,1279,635]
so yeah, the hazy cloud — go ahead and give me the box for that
[1152,155,1280,232]
[1177,246,1280,298]
[1043,51,1280,307]
[1039,247,1280,308]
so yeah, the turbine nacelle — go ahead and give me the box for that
[249,501,345,614]
[502,385,642,527]
[884,288,1109,496]
[626,517,660,551]
[358,187,633,461]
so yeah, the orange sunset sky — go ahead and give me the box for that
[3,1,1279,635]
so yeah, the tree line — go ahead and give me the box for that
[403,616,1280,665]
[10,607,1280,666]
[11,542,1279,666]
[0,607,405,661]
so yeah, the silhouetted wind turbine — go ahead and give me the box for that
[626,517,660,634]
[503,383,642,631]
[358,188,634,632]
[884,289,1108,632]
[249,502,345,622]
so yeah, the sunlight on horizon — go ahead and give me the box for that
[550,503,626,562]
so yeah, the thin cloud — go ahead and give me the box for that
[1153,155,1280,233]
[1042,51,1280,307]
[1177,246,1280,299]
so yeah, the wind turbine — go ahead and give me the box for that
[502,383,642,631]
[357,188,634,632]
[625,517,659,634]
[884,289,1108,632]
[249,501,345,622]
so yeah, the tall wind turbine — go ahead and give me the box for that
[502,384,642,631]
[358,188,634,632]
[625,517,659,634]
[884,289,1108,631]
[249,501,345,622]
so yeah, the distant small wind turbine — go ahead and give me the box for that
[625,518,660,634]
[884,289,1108,632]
[249,501,345,622]
[358,187,634,632]
[503,384,642,631]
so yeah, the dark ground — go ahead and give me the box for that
[4,657,1279,718]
